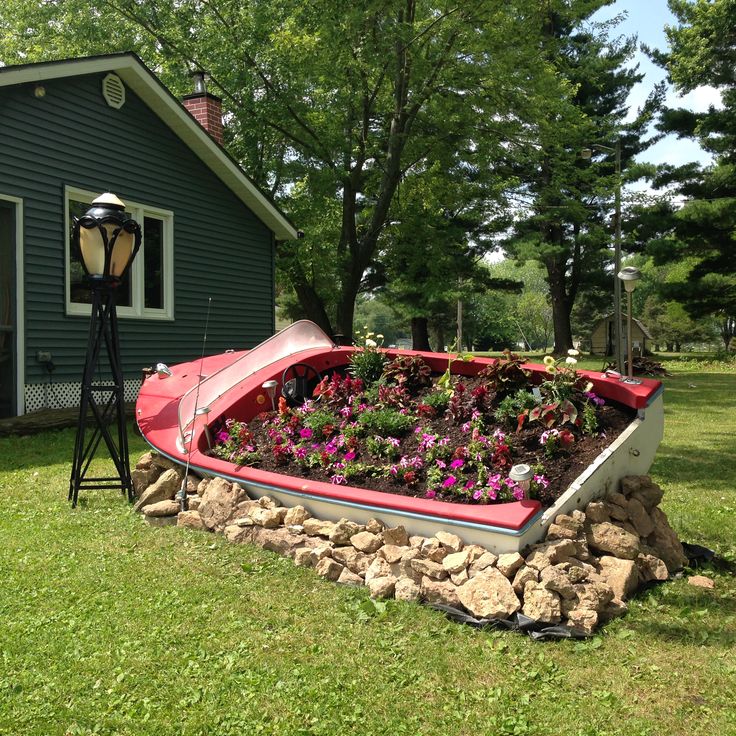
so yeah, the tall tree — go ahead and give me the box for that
[502,1,663,353]
[641,0,736,349]
[0,0,551,341]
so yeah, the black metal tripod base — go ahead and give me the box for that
[69,286,133,507]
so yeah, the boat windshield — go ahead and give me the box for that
[177,320,334,451]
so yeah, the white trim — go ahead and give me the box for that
[65,186,174,320]
[0,55,298,241]
[0,193,25,415]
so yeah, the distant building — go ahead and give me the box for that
[589,314,652,356]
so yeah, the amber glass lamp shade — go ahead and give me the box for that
[73,193,141,282]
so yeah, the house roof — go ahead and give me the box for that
[0,53,298,240]
[594,314,653,340]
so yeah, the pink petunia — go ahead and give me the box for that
[216,430,229,443]
[450,458,464,470]
[443,475,457,488]
[425,489,437,499]
[299,427,313,440]
[330,475,347,485]
[344,451,356,461]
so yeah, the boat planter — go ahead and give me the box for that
[136,321,663,554]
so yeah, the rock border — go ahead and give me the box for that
[133,452,689,635]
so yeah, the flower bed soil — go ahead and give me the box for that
[210,371,636,508]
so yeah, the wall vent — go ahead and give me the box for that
[102,73,126,109]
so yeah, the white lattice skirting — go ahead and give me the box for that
[24,379,142,413]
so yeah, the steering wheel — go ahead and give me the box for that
[281,363,323,406]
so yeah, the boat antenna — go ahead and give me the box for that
[176,297,212,512]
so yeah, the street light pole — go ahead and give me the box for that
[582,139,623,370]
[613,139,624,374]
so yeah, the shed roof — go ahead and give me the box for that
[0,53,298,241]
[593,314,653,340]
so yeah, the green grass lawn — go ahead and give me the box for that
[1,359,735,736]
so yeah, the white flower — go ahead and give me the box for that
[568,348,579,356]
[365,338,377,348]
[565,356,577,365]
[543,355,555,366]
[376,334,384,339]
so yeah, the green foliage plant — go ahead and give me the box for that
[356,408,413,438]
[349,329,387,386]
[494,389,539,426]
[478,349,530,398]
[382,355,432,395]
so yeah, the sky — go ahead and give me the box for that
[591,0,719,169]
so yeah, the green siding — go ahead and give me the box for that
[0,72,276,389]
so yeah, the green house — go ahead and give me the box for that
[0,53,297,417]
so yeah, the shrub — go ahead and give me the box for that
[477,350,530,397]
[382,355,432,394]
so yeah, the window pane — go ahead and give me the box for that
[68,198,131,307]
[143,216,163,310]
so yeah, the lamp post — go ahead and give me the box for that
[68,193,141,507]
[581,140,623,372]
[617,265,642,385]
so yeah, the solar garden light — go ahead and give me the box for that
[262,380,278,411]
[509,463,534,499]
[68,193,141,508]
[617,266,642,385]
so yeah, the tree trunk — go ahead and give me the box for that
[411,317,431,351]
[548,276,573,354]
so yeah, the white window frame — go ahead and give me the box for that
[64,186,174,320]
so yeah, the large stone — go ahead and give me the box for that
[647,507,688,572]
[573,581,615,613]
[365,557,392,583]
[450,569,469,586]
[586,522,640,560]
[177,509,207,531]
[626,477,664,509]
[257,528,310,557]
[198,477,246,531]
[420,538,447,562]
[367,576,397,599]
[522,582,562,623]
[133,468,182,511]
[284,505,311,526]
[382,526,410,547]
[135,451,157,471]
[308,544,334,566]
[597,556,639,600]
[395,577,421,603]
[294,548,315,567]
[143,499,180,517]
[330,518,362,545]
[365,518,385,534]
[457,568,520,620]
[468,551,498,577]
[443,549,471,575]
[688,575,715,589]
[131,465,162,496]
[605,502,629,522]
[186,495,202,512]
[337,568,364,586]
[608,492,629,510]
[378,544,407,564]
[585,501,610,524]
[398,549,423,583]
[351,531,383,554]
[150,453,178,471]
[636,553,669,583]
[315,558,344,581]
[257,495,281,509]
[435,531,463,553]
[626,497,655,538]
[540,564,576,599]
[599,597,628,622]
[496,553,525,579]
[512,565,539,596]
[525,539,578,570]
[410,557,448,581]
[420,577,461,609]
[566,609,598,635]
[545,523,578,541]
[303,518,336,537]
[250,507,286,529]
[332,546,372,577]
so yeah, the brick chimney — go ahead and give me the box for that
[182,71,223,145]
